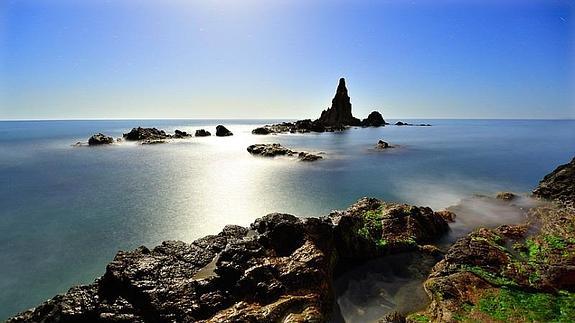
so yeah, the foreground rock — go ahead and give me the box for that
[407,157,575,323]
[9,198,450,322]
[533,157,575,206]
[215,125,233,137]
[88,133,114,146]
[247,143,323,162]
[361,111,386,127]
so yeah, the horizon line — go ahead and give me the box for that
[0,117,574,122]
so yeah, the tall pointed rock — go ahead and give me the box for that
[317,78,361,126]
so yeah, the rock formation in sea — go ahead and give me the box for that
[173,130,192,139]
[532,157,574,207]
[317,78,362,127]
[195,129,211,137]
[247,143,322,161]
[361,111,385,127]
[123,127,171,141]
[8,198,450,322]
[376,140,390,149]
[215,125,233,137]
[88,133,114,146]
[251,78,388,134]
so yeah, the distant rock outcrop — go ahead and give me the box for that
[88,133,114,146]
[317,78,362,127]
[195,129,211,137]
[173,130,191,138]
[123,127,170,141]
[215,125,233,137]
[361,111,385,127]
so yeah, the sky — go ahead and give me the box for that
[0,0,574,120]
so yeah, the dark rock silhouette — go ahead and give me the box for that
[247,143,322,161]
[88,133,114,146]
[376,140,390,149]
[215,125,233,137]
[123,127,169,141]
[195,129,211,137]
[361,111,385,127]
[252,127,271,135]
[317,78,361,127]
[173,130,191,138]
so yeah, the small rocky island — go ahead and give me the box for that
[9,157,574,322]
[247,143,322,161]
[252,78,389,135]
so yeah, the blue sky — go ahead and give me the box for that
[1,0,573,119]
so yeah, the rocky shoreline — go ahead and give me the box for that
[9,156,574,322]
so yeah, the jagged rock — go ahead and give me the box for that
[195,129,211,137]
[317,78,361,127]
[215,125,233,137]
[361,111,385,127]
[88,133,114,146]
[533,157,575,206]
[496,192,516,201]
[173,130,191,138]
[123,127,169,141]
[435,210,456,223]
[9,198,450,322]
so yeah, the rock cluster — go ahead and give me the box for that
[247,143,322,162]
[8,198,450,322]
[395,121,431,127]
[88,133,114,146]
[123,127,170,141]
[195,129,212,137]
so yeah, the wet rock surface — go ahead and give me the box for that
[88,133,114,146]
[8,198,450,322]
[408,157,575,323]
[215,125,233,137]
[533,157,575,207]
[247,143,323,162]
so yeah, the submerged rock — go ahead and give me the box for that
[123,127,170,141]
[195,129,211,137]
[88,133,114,146]
[141,140,166,145]
[361,111,385,127]
[8,197,450,322]
[215,125,233,137]
[376,140,390,149]
[496,191,516,201]
[533,157,575,206]
[298,152,322,162]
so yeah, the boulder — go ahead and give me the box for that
[247,144,293,157]
[298,152,322,162]
[361,111,385,127]
[252,127,271,135]
[215,125,233,137]
[88,133,114,146]
[123,127,169,141]
[316,78,361,127]
[195,129,211,137]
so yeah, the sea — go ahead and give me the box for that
[0,119,573,320]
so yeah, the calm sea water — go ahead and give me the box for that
[0,119,573,319]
